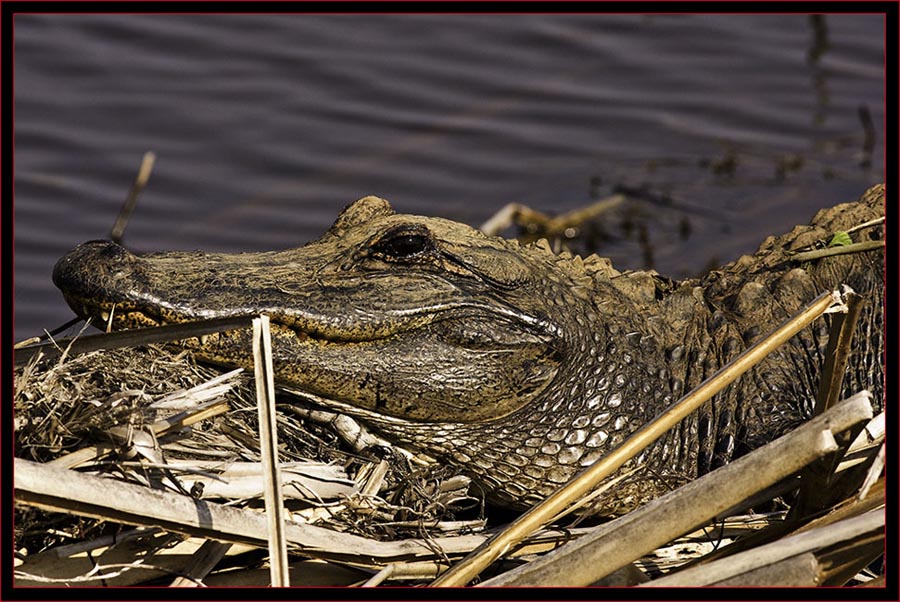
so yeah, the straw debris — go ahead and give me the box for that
[14,342,485,586]
[13,308,884,587]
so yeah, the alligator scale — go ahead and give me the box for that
[54,185,885,515]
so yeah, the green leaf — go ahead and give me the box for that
[828,231,853,247]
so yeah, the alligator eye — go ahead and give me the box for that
[370,228,433,260]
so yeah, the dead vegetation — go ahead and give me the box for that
[13,348,489,586]
[12,288,885,589]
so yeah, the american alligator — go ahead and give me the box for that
[53,185,885,515]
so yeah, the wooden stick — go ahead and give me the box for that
[814,292,865,415]
[13,457,361,555]
[640,510,884,587]
[14,316,254,368]
[13,458,604,563]
[110,151,156,244]
[169,540,233,587]
[789,291,867,520]
[253,315,290,587]
[790,240,883,263]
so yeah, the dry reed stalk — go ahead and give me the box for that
[252,315,290,586]
[168,540,233,587]
[14,316,254,368]
[814,291,865,414]
[640,509,883,587]
[479,194,624,237]
[172,461,355,501]
[13,456,610,572]
[791,290,866,520]
[110,150,156,243]
[48,396,231,470]
[790,240,884,263]
[201,559,366,586]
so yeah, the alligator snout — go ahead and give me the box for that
[53,239,140,303]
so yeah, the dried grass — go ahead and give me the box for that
[13,315,885,588]
[13,342,485,587]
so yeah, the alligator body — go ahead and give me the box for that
[53,185,885,515]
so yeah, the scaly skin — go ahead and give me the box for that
[53,185,884,515]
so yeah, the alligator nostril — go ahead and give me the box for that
[78,239,130,260]
[60,240,133,264]
[53,239,135,293]
[99,243,127,259]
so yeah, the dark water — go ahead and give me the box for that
[14,14,885,340]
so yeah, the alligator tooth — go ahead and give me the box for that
[200,335,209,345]
[100,310,109,321]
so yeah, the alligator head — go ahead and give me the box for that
[53,196,631,423]
[53,188,885,514]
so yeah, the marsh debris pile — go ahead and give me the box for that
[13,338,884,587]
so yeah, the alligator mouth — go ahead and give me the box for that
[53,238,562,423]
[60,287,547,350]
[61,292,361,345]
[53,238,554,344]
[60,296,335,350]
[49,238,407,342]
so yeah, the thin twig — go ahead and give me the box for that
[253,315,290,587]
[790,240,883,263]
[13,317,87,349]
[479,194,624,237]
[640,510,883,587]
[814,291,865,415]
[14,316,254,368]
[845,217,884,235]
[110,151,156,244]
